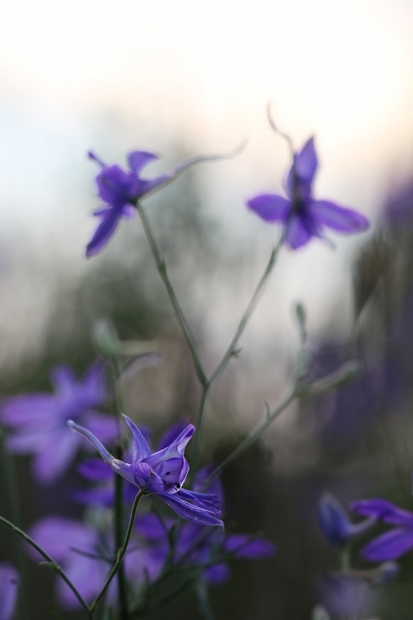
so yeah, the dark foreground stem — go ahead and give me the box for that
[90,490,145,613]
[0,515,92,619]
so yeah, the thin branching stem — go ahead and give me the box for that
[0,515,92,619]
[191,242,283,474]
[137,202,208,387]
[109,359,128,619]
[90,490,145,613]
[204,388,297,485]
[0,429,30,620]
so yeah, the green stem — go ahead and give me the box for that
[136,202,208,387]
[0,429,30,620]
[110,359,128,619]
[210,243,282,386]
[195,580,216,620]
[190,243,282,478]
[339,546,351,573]
[204,388,297,485]
[0,515,92,619]
[90,490,145,613]
[188,384,210,486]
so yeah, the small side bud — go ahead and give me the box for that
[294,301,307,333]
[92,320,120,357]
[312,605,330,620]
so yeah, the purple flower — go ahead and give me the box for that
[73,421,189,507]
[27,515,157,610]
[68,415,224,527]
[318,493,375,548]
[351,498,413,561]
[1,363,117,484]
[87,149,223,257]
[0,564,18,620]
[247,137,369,250]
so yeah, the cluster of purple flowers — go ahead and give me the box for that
[86,131,369,257]
[0,118,373,617]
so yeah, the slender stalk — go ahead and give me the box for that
[195,580,216,620]
[339,546,351,573]
[191,243,282,475]
[204,388,297,485]
[137,200,283,481]
[136,202,208,387]
[0,515,92,619]
[110,359,128,619]
[0,429,30,620]
[210,242,282,386]
[90,490,145,613]
[188,384,210,486]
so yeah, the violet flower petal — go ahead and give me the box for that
[82,411,118,445]
[86,206,123,257]
[224,534,276,558]
[120,204,136,220]
[67,420,135,484]
[122,414,151,462]
[178,489,222,515]
[33,430,79,484]
[1,394,58,426]
[204,563,230,585]
[157,492,224,527]
[127,151,158,175]
[157,421,189,451]
[28,516,97,562]
[50,366,76,396]
[247,194,291,222]
[284,214,314,249]
[57,556,110,610]
[351,499,413,527]
[78,458,112,482]
[309,200,370,233]
[285,136,318,193]
[144,424,195,468]
[0,564,18,620]
[361,527,413,562]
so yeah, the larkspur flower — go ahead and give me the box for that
[73,421,189,507]
[27,515,157,610]
[318,493,375,549]
[1,363,116,483]
[68,415,223,527]
[87,147,241,257]
[0,564,19,620]
[351,498,413,561]
[247,135,369,250]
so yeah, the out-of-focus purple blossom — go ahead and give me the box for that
[27,515,157,610]
[1,363,116,484]
[0,564,18,620]
[247,137,369,250]
[321,575,376,620]
[87,149,224,257]
[318,493,375,548]
[351,498,413,561]
[136,467,275,585]
[68,415,223,527]
[383,178,413,227]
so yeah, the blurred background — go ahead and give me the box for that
[1,0,413,617]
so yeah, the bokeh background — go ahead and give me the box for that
[1,0,413,618]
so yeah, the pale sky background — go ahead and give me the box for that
[1,0,413,368]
